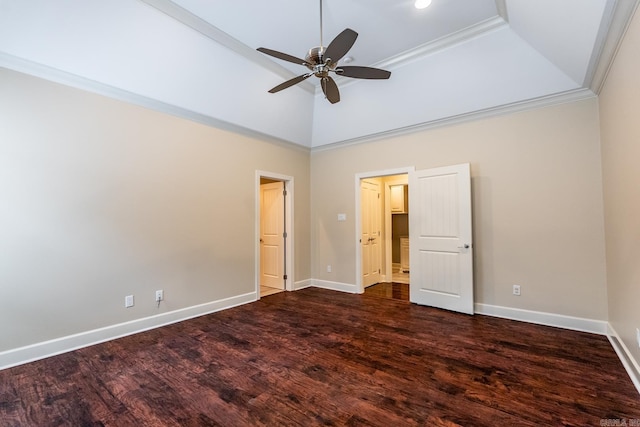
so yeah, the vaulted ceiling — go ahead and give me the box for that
[0,0,637,148]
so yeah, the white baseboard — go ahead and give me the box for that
[293,279,313,291]
[475,303,608,335]
[607,324,640,395]
[312,279,360,294]
[0,292,256,371]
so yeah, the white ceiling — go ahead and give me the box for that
[170,0,501,78]
[164,0,612,89]
[0,0,636,148]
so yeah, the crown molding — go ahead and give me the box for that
[0,53,310,154]
[588,0,640,94]
[139,0,316,95]
[329,16,508,91]
[5,49,592,156]
[311,88,596,152]
[0,52,597,156]
[372,16,507,71]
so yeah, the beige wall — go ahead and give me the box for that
[311,97,608,320]
[599,8,640,366]
[0,69,310,352]
[3,49,630,357]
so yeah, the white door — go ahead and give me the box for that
[361,180,381,287]
[260,182,284,289]
[409,163,474,314]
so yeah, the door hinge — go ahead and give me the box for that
[378,269,381,274]
[283,275,288,280]
[283,190,287,196]
[283,232,287,238]
[378,193,380,199]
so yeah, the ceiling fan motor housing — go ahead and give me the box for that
[306,47,337,77]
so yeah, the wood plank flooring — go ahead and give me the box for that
[364,282,409,301]
[1,287,638,426]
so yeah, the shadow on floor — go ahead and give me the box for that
[363,282,409,301]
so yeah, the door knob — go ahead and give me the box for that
[458,244,470,249]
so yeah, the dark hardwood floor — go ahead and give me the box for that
[1,287,638,426]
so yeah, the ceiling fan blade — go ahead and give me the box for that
[321,76,340,104]
[336,66,391,80]
[268,73,313,94]
[257,47,309,66]
[324,28,358,64]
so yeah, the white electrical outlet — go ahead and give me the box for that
[327,265,332,273]
[125,295,134,308]
[513,285,521,296]
[155,290,163,302]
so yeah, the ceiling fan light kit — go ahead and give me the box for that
[257,0,391,104]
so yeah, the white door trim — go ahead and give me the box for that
[355,167,415,293]
[255,171,295,297]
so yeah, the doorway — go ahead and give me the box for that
[356,164,474,315]
[359,173,411,301]
[256,171,294,299]
[355,167,415,294]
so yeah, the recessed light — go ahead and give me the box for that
[415,0,432,9]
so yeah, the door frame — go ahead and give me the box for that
[355,167,415,294]
[255,170,295,299]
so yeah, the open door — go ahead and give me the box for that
[260,181,285,290]
[361,179,381,287]
[409,163,473,314]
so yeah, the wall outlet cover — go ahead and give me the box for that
[125,295,134,308]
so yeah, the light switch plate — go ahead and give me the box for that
[337,213,346,221]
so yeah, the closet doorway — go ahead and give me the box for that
[256,171,294,299]
[355,167,414,296]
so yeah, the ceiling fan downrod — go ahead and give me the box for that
[305,0,332,73]
[319,0,324,48]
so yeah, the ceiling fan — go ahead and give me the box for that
[257,0,391,104]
